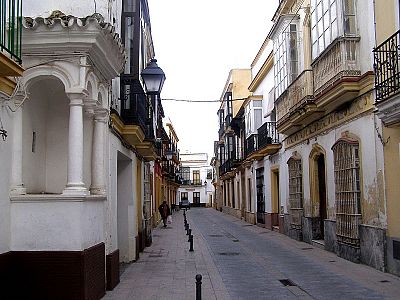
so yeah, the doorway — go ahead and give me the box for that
[271,169,280,227]
[256,168,265,224]
[117,152,135,263]
[317,154,327,238]
[310,146,327,240]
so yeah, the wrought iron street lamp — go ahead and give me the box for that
[141,58,166,94]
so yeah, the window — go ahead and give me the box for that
[288,157,303,230]
[206,169,212,179]
[181,192,188,200]
[181,167,190,184]
[193,170,201,185]
[193,192,200,204]
[332,138,361,246]
[274,23,300,98]
[311,0,356,59]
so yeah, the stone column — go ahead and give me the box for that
[10,93,26,195]
[63,92,88,195]
[90,108,108,195]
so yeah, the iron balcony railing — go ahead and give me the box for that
[373,29,400,102]
[245,134,258,156]
[258,121,279,148]
[0,0,22,63]
[120,77,155,141]
[181,180,203,186]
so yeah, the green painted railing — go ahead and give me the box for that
[0,0,22,63]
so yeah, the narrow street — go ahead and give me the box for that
[105,208,400,300]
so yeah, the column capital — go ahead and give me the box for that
[94,108,109,123]
[66,88,88,106]
[84,98,97,115]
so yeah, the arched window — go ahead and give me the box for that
[332,138,361,247]
[287,155,303,230]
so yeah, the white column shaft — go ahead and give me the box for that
[90,111,107,195]
[63,96,88,195]
[10,102,26,195]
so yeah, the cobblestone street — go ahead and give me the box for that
[104,208,400,299]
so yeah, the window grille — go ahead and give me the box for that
[288,158,303,230]
[332,139,361,247]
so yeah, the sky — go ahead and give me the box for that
[147,0,280,162]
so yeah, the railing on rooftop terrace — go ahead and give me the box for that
[0,0,22,63]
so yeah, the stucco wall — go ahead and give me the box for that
[281,112,385,226]
[10,198,105,251]
[22,78,69,194]
[0,104,13,253]
[107,133,138,261]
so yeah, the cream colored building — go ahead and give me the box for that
[373,0,400,276]
[215,0,390,274]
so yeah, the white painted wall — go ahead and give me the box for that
[107,133,138,260]
[22,78,69,194]
[10,198,104,251]
[0,101,13,253]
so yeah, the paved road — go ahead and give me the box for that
[104,208,400,299]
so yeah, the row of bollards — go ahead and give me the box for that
[183,210,194,252]
[183,210,202,299]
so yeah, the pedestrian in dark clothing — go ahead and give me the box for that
[158,201,171,227]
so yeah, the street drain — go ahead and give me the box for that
[380,280,390,283]
[259,232,269,234]
[279,279,297,286]
[242,224,252,227]
[209,234,223,237]
[301,247,313,250]
[232,239,239,242]
[149,255,163,257]
[329,260,336,263]
[218,252,240,256]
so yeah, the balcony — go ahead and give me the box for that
[244,122,281,160]
[245,134,258,157]
[180,180,204,186]
[276,37,368,135]
[0,0,24,95]
[110,79,159,161]
[276,70,315,135]
[312,37,365,112]
[219,160,233,176]
[225,114,232,129]
[373,29,400,126]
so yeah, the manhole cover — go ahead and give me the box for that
[209,234,223,237]
[218,252,240,256]
[279,279,297,286]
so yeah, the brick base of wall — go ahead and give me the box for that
[0,243,105,300]
[106,249,120,291]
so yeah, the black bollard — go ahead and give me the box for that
[186,225,190,235]
[195,274,202,300]
[189,234,194,252]
[187,229,192,241]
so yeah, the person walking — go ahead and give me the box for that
[158,200,171,227]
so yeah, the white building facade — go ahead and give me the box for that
[0,0,164,298]
[178,152,213,207]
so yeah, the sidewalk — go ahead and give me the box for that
[103,210,230,300]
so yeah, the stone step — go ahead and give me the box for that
[272,225,280,232]
[312,239,325,250]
